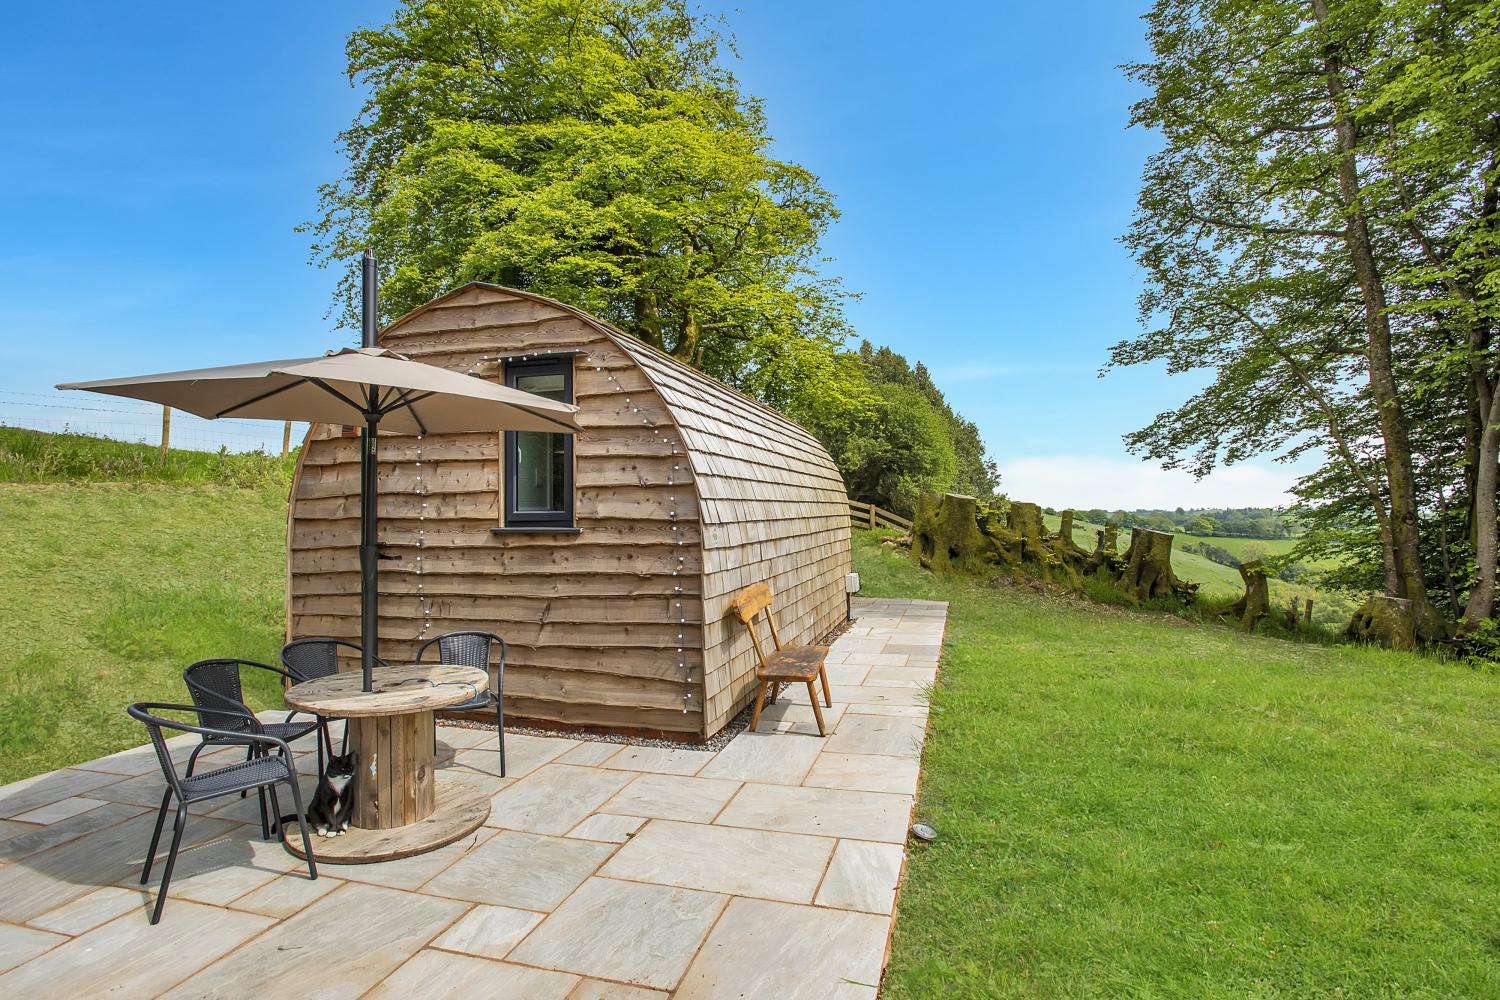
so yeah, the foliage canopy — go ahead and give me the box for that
[309,0,996,515]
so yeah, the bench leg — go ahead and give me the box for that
[749,680,769,732]
[818,665,832,708]
[806,681,827,737]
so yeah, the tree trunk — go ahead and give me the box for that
[1117,529,1192,603]
[1312,0,1442,639]
[1230,560,1270,632]
[1087,524,1120,573]
[909,493,990,574]
[1053,510,1089,563]
[673,309,700,364]
[633,292,663,349]
[1462,385,1500,625]
[1008,502,1046,557]
[1346,595,1418,651]
[1434,482,1462,619]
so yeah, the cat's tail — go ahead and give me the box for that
[272,812,310,837]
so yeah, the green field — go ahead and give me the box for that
[0,425,295,488]
[1043,513,1350,625]
[0,483,289,783]
[5,430,1494,997]
[858,531,1500,998]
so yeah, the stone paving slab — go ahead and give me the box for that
[0,597,945,997]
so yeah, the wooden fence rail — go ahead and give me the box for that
[848,500,913,532]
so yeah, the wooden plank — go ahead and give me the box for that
[290,518,703,551]
[291,543,701,576]
[292,593,703,625]
[292,570,700,599]
[291,615,702,649]
[385,301,576,336]
[503,695,701,734]
[382,713,399,826]
[294,455,690,495]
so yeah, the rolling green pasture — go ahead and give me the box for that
[859,532,1500,999]
[0,484,288,783]
[1043,513,1349,624]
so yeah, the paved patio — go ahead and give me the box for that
[0,597,943,999]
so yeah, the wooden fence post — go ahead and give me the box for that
[282,421,293,458]
[160,406,171,454]
[868,504,877,529]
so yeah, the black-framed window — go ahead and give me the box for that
[504,356,574,527]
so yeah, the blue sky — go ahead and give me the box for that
[0,1,1303,507]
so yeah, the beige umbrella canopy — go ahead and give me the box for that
[59,345,580,691]
[57,346,578,435]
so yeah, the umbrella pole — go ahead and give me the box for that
[360,250,380,693]
[360,408,380,692]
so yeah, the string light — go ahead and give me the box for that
[590,352,692,711]
[415,433,433,642]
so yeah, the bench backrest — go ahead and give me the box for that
[728,582,784,663]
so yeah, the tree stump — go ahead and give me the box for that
[1087,524,1120,573]
[1052,510,1090,564]
[909,493,991,573]
[975,506,1022,571]
[1117,529,1193,603]
[1008,502,1048,560]
[1230,560,1270,631]
[1346,596,1418,651]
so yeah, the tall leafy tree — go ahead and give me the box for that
[311,0,999,517]
[308,0,849,384]
[1114,0,1499,639]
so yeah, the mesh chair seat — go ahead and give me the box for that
[211,718,321,744]
[180,755,295,802]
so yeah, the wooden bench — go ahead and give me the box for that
[729,582,833,736]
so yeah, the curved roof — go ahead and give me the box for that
[385,283,851,538]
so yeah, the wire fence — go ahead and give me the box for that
[0,389,307,455]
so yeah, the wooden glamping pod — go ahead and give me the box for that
[286,283,852,738]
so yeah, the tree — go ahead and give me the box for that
[1187,514,1218,535]
[308,0,849,384]
[811,382,958,516]
[1113,0,1500,641]
[310,0,1001,516]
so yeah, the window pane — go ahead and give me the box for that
[515,430,566,513]
[515,372,566,401]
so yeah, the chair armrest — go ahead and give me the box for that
[128,703,290,756]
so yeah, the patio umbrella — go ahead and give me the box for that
[58,256,580,691]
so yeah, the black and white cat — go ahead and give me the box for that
[306,752,355,837]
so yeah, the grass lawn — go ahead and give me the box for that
[857,532,1500,998]
[6,460,1497,996]
[0,483,289,783]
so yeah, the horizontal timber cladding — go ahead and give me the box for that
[285,282,851,738]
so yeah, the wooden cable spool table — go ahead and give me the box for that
[281,663,492,864]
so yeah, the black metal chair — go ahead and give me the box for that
[279,638,390,753]
[280,637,389,683]
[182,658,328,818]
[127,702,316,925]
[415,631,506,777]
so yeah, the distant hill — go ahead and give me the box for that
[1050,506,1297,540]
